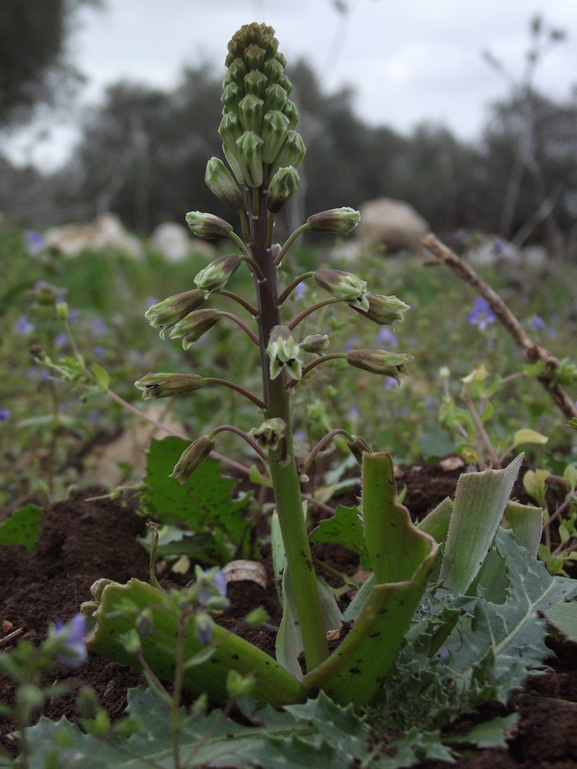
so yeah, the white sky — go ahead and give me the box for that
[3,0,577,171]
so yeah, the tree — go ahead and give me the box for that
[0,0,99,127]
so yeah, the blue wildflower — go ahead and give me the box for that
[54,333,68,348]
[376,327,399,349]
[384,377,398,390]
[196,614,214,646]
[52,614,87,666]
[90,318,108,337]
[467,297,496,331]
[14,316,34,336]
[93,346,105,357]
[199,569,228,605]
[294,282,306,299]
[0,408,11,422]
[529,315,546,332]
[24,230,44,256]
[344,337,362,352]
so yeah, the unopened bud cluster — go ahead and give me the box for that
[218,22,305,201]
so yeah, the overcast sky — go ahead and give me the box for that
[4,0,577,171]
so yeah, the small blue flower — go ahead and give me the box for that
[384,377,398,390]
[344,337,362,352]
[90,318,108,337]
[14,316,34,336]
[294,282,306,299]
[467,297,496,331]
[24,230,44,256]
[54,333,68,348]
[199,569,228,604]
[0,408,11,422]
[196,614,214,646]
[493,240,505,255]
[529,315,546,331]
[376,327,399,348]
[348,405,359,421]
[52,614,87,666]
[93,345,105,357]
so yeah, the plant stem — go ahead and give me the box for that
[250,191,329,672]
[274,223,310,266]
[218,311,259,345]
[217,290,259,317]
[288,297,340,330]
[275,272,315,306]
[203,378,266,410]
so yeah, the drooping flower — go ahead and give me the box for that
[467,297,496,331]
[51,614,88,666]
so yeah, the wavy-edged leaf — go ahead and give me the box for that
[302,453,438,706]
[440,454,523,594]
[83,577,306,708]
[21,688,370,769]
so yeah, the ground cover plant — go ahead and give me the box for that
[1,20,577,769]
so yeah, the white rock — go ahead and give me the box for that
[358,198,429,251]
[44,213,143,259]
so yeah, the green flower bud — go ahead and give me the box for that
[205,157,244,210]
[245,44,266,71]
[266,325,303,380]
[56,301,69,320]
[144,289,206,339]
[314,269,370,311]
[186,212,234,240]
[114,716,140,738]
[236,131,264,188]
[169,309,221,350]
[263,57,284,84]
[307,207,361,234]
[262,111,290,164]
[346,350,413,380]
[245,606,270,627]
[222,82,241,114]
[270,130,306,175]
[16,684,45,719]
[82,709,110,738]
[347,435,373,465]
[267,166,300,213]
[351,293,410,325]
[218,113,244,155]
[238,94,264,134]
[171,435,216,483]
[134,372,204,400]
[226,669,256,699]
[250,417,287,452]
[119,629,141,655]
[300,334,329,354]
[282,100,300,129]
[223,58,246,87]
[77,687,100,720]
[223,143,246,186]
[277,74,293,95]
[244,70,268,98]
[195,253,241,295]
[264,84,288,113]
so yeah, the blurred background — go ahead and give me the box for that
[1,0,576,256]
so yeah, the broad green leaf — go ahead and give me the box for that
[0,504,42,550]
[444,713,518,749]
[144,437,251,547]
[302,453,438,707]
[310,505,370,569]
[440,454,523,594]
[564,464,577,492]
[544,602,577,642]
[513,428,548,448]
[91,363,110,392]
[84,577,306,708]
[418,497,453,545]
[503,501,543,556]
[22,688,370,768]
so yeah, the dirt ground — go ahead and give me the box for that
[1,459,576,768]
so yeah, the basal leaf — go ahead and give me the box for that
[0,504,42,550]
[309,504,370,568]
[22,688,370,769]
[143,437,251,547]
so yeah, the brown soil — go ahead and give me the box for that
[1,459,576,768]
